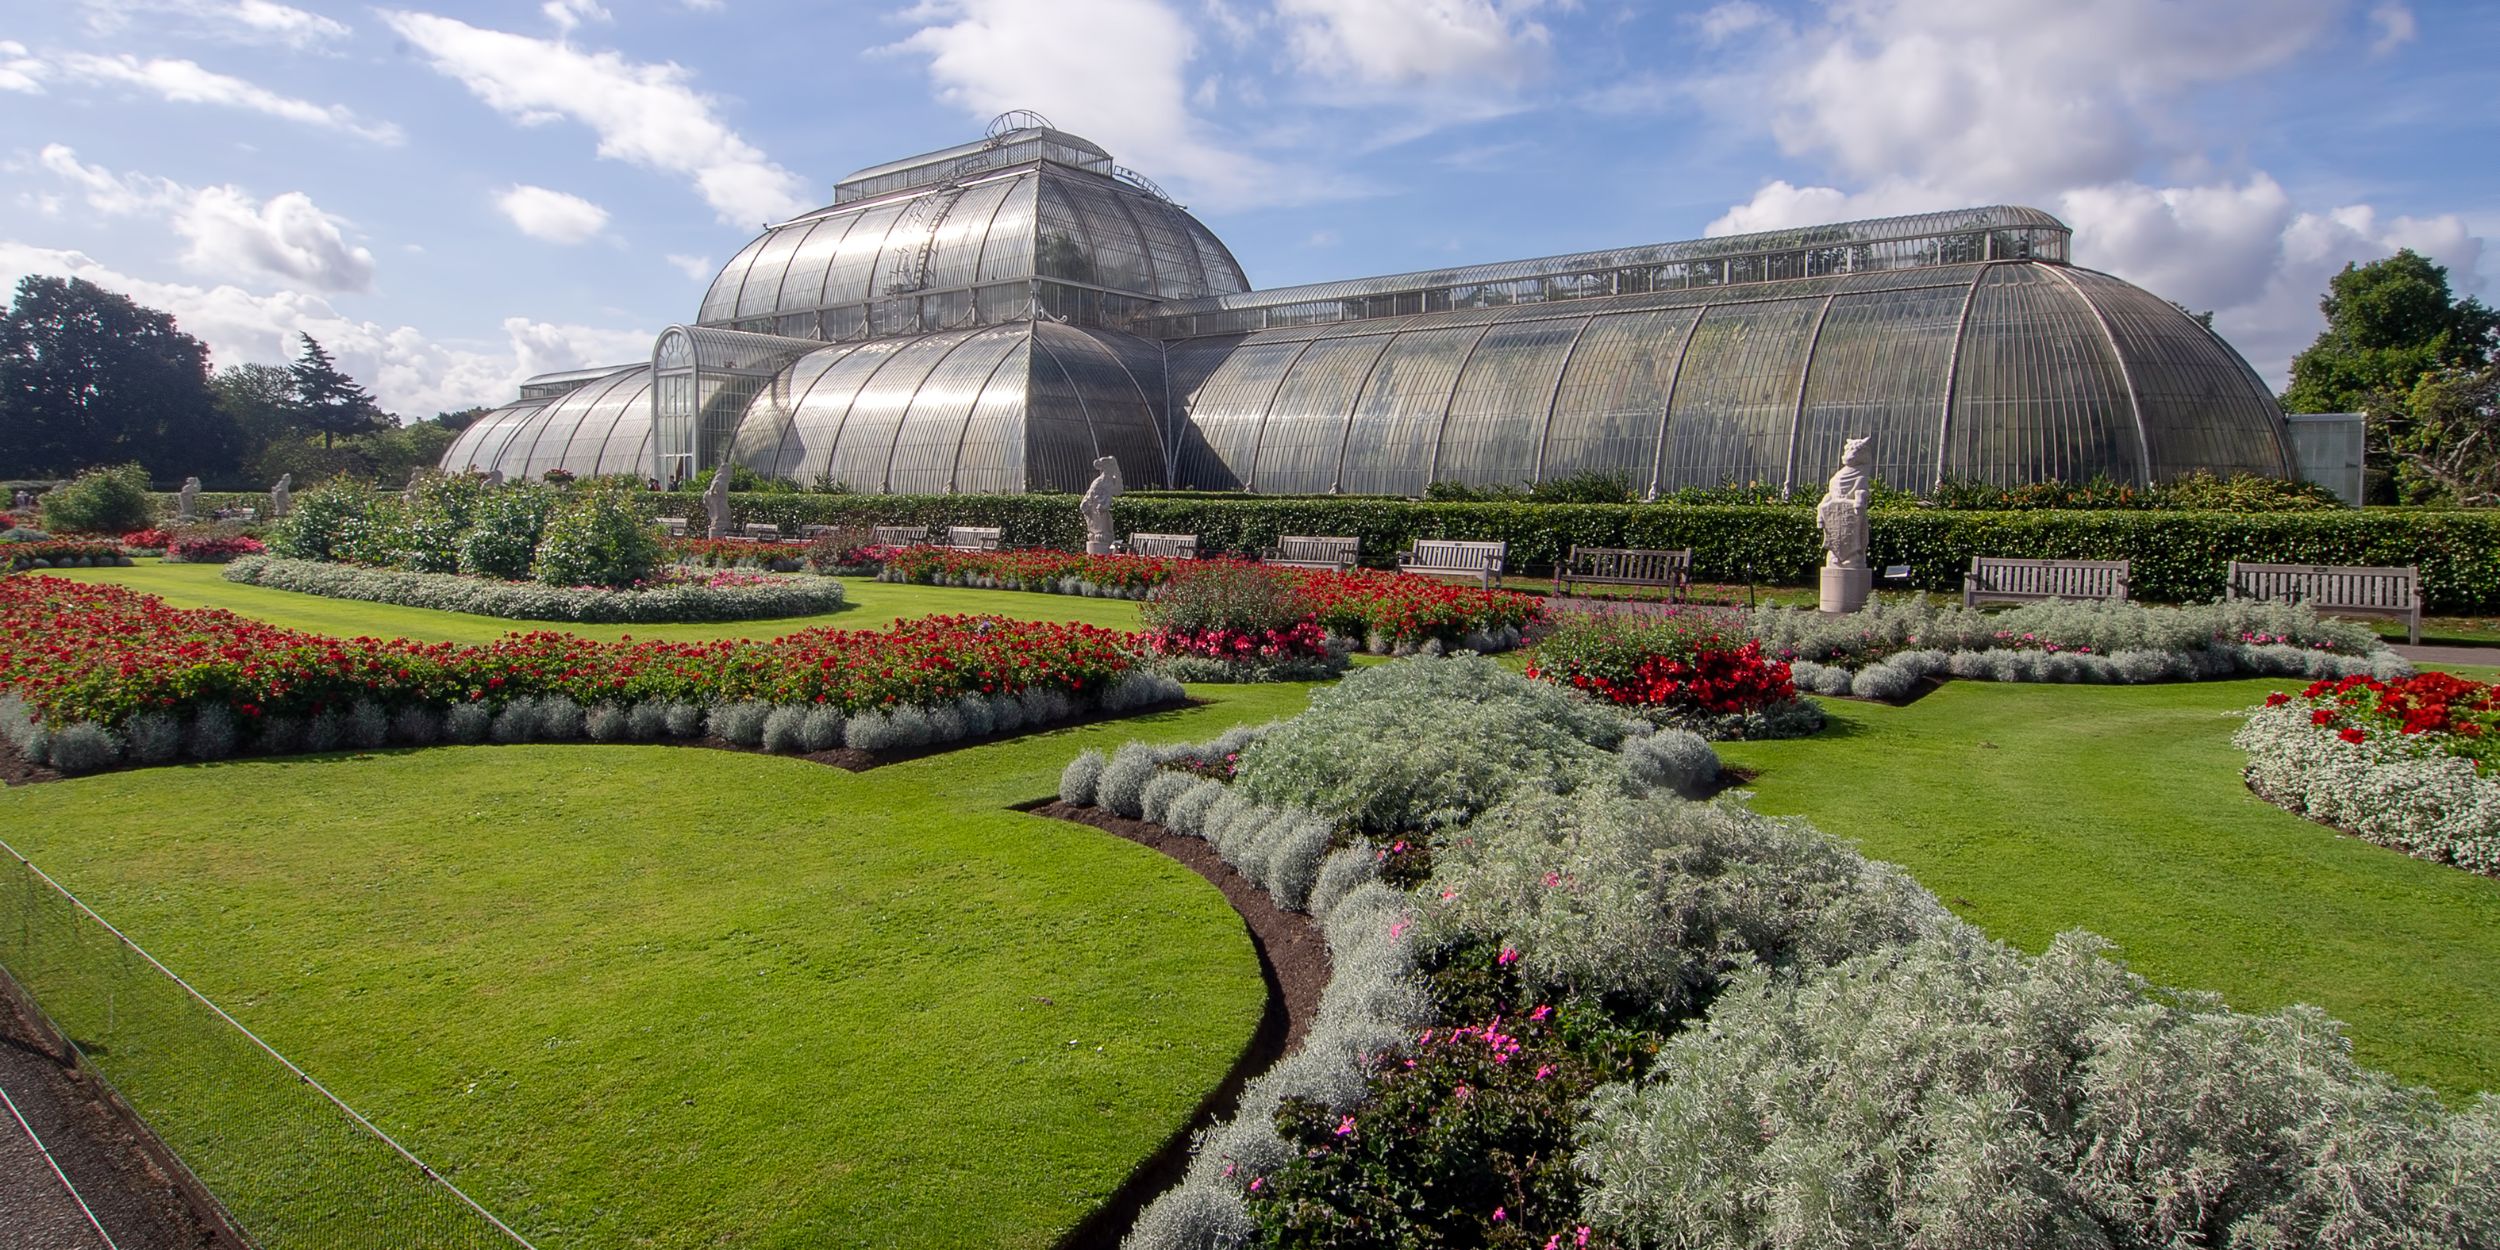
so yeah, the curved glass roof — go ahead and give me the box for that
[726,321,1165,494]
[1167,259,2290,496]
[439,366,654,481]
[697,164,1249,340]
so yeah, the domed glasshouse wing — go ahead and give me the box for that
[444,114,2299,495]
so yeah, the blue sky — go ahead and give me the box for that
[1,0,2492,416]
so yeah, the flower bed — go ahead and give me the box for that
[2236,672,2500,876]
[121,528,173,555]
[3,539,129,570]
[222,556,849,624]
[1074,656,2500,1250]
[667,536,808,572]
[0,576,1180,772]
[877,549,1541,650]
[1749,594,2408,699]
[1135,561,1349,683]
[165,534,264,564]
[1525,609,1813,738]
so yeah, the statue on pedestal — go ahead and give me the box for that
[1080,456,1122,555]
[1817,437,1872,613]
[703,467,732,539]
[177,476,200,521]
[484,468,505,488]
[269,473,293,519]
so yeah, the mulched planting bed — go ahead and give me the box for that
[1024,799,1328,1250]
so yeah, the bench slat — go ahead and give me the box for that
[2226,561,2420,643]
[1963,557,2131,608]
[1399,539,1506,589]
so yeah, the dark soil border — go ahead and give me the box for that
[0,964,248,1249]
[0,696,1201,787]
[1022,800,1328,1250]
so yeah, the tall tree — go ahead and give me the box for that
[0,275,236,477]
[2283,250,2497,414]
[287,334,387,450]
[2390,364,2500,506]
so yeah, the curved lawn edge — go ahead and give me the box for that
[1026,800,1327,1250]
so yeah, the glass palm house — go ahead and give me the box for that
[442,113,2298,496]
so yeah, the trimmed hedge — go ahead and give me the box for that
[154,492,2500,611]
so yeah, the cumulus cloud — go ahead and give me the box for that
[890,0,1347,210]
[77,0,352,50]
[1274,0,1553,89]
[665,253,714,281]
[381,10,810,226]
[0,242,647,415]
[495,184,610,244]
[1693,0,2485,386]
[53,52,401,143]
[2369,1,2417,53]
[37,144,376,292]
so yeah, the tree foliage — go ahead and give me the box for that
[286,334,387,450]
[2283,252,2499,503]
[0,275,238,477]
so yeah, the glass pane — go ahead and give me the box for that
[697,234,769,325]
[823,333,969,489]
[1794,284,1965,492]
[1946,266,2138,485]
[1658,298,1820,491]
[734,224,810,321]
[1436,318,1587,489]
[1251,334,1392,493]
[1544,307,1699,491]
[954,339,1032,493]
[1338,325,1485,496]
[886,328,1023,493]
[821,203,906,309]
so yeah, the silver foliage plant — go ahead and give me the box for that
[222,555,847,624]
[1575,928,2500,1249]
[1231,653,1639,834]
[2236,699,2500,877]
[1756,595,2405,694]
[1422,789,1948,1014]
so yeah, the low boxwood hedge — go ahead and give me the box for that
[154,491,2500,611]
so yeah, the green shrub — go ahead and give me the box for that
[534,481,663,588]
[398,472,487,573]
[1139,562,1310,636]
[39,464,155,534]
[456,486,556,580]
[267,478,372,562]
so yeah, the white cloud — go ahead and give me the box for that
[0,242,647,416]
[78,0,352,50]
[542,0,610,35]
[0,41,44,94]
[2369,1,2417,54]
[665,253,714,281]
[37,144,376,292]
[54,53,401,143]
[495,184,610,244]
[890,0,1343,211]
[1274,0,1553,89]
[1693,0,2485,385]
[1695,1,1772,43]
[381,11,810,227]
[682,0,725,9]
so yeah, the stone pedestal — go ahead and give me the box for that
[1086,536,1114,555]
[1820,564,1872,614]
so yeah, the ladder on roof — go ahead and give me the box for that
[886,184,968,297]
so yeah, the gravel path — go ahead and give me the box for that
[0,982,235,1249]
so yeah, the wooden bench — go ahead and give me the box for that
[945,526,1004,552]
[741,522,783,543]
[656,516,688,538]
[1963,557,2130,608]
[1398,539,1506,589]
[2228,561,2421,644]
[1554,545,1691,598]
[1127,532,1199,560]
[1262,535,1359,571]
[870,525,930,547]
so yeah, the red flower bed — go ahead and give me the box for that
[2273,671,2498,773]
[878,549,1542,644]
[164,534,265,563]
[0,576,1136,730]
[122,528,174,550]
[665,537,803,568]
[1525,610,1795,714]
[1143,620,1333,662]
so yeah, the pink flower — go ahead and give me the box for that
[1249,1176,1264,1193]
[1535,1064,1555,1081]
[1541,871,1561,888]
[1335,1115,1356,1137]
[1576,1228,1591,1246]
[1498,946,1520,966]
[1492,1206,1506,1223]
[1530,1004,1551,1021]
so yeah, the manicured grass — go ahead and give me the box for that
[1717,679,2500,1102]
[0,678,1321,1249]
[49,559,1144,643]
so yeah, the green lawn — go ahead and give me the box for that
[0,685,1321,1248]
[50,559,1145,643]
[1718,678,2500,1102]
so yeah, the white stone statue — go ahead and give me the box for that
[484,468,505,488]
[1080,455,1122,555]
[269,473,293,519]
[703,466,733,539]
[177,476,200,521]
[1816,437,1872,613]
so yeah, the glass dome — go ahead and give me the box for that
[439,367,653,482]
